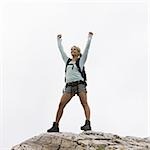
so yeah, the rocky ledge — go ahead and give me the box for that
[11,131,150,150]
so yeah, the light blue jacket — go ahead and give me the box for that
[57,36,92,83]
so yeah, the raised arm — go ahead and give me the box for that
[57,34,69,63]
[80,32,93,70]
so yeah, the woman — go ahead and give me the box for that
[47,32,93,132]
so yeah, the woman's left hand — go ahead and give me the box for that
[88,32,93,38]
[89,32,93,36]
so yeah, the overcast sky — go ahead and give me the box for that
[1,0,149,149]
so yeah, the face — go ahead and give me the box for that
[71,46,80,57]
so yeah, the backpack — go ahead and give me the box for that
[65,58,87,82]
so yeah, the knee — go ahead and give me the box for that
[81,102,88,108]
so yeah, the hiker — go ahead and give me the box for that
[47,32,93,132]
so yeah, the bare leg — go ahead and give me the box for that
[78,92,90,120]
[55,93,73,123]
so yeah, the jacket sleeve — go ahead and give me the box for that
[57,37,69,64]
[79,36,92,70]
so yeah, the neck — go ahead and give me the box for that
[72,56,78,61]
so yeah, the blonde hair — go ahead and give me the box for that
[71,46,82,57]
[72,46,81,53]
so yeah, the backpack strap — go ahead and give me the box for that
[65,58,87,83]
[76,58,87,82]
[65,58,72,82]
[65,58,72,73]
[76,58,82,74]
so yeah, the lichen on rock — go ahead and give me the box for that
[11,131,150,150]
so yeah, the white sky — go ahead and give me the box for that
[0,0,149,149]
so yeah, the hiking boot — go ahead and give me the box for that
[81,120,92,131]
[47,122,59,132]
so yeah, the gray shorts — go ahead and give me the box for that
[63,81,87,96]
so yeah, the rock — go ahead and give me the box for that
[11,131,150,150]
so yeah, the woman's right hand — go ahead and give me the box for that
[57,34,62,39]
[88,32,93,39]
[88,32,93,37]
